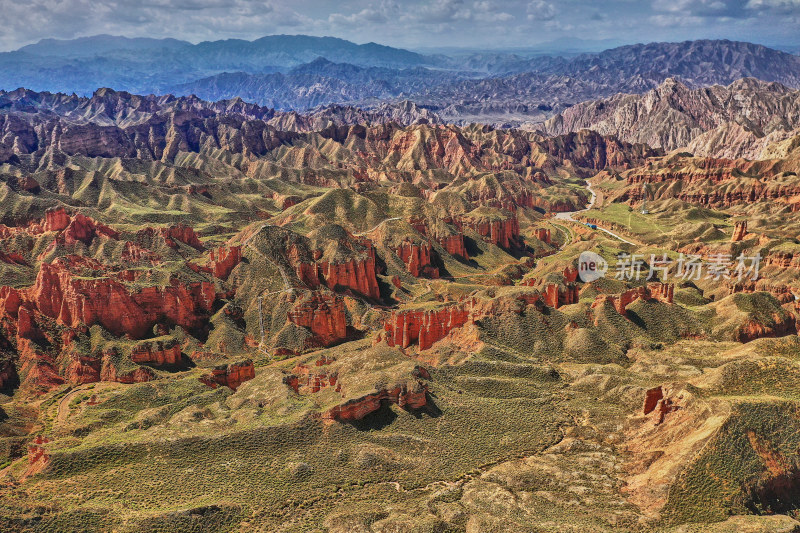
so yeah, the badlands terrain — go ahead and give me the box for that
[1,50,800,531]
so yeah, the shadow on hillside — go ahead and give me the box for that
[351,400,397,431]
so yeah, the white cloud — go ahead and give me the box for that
[527,0,557,21]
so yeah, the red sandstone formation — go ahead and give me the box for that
[384,303,472,350]
[290,242,381,300]
[396,239,440,278]
[284,356,340,395]
[22,435,50,480]
[100,351,156,384]
[189,245,243,280]
[592,283,675,316]
[210,245,242,279]
[643,386,663,415]
[731,221,748,242]
[26,256,215,338]
[130,340,182,366]
[460,213,521,250]
[62,213,120,245]
[0,207,118,249]
[535,228,552,245]
[324,381,428,421]
[642,386,680,424]
[0,254,217,392]
[121,241,161,264]
[735,317,797,343]
[158,224,204,251]
[543,283,580,309]
[200,359,255,390]
[287,292,348,347]
[64,354,101,385]
[44,207,70,232]
[437,233,468,259]
[727,280,796,304]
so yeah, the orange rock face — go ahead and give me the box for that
[324,381,429,421]
[200,359,255,390]
[437,233,469,259]
[284,356,340,394]
[287,292,348,347]
[0,253,218,393]
[130,339,182,366]
[0,207,119,250]
[290,241,381,300]
[189,245,243,280]
[735,317,797,343]
[210,245,242,280]
[592,283,675,315]
[461,214,521,250]
[384,303,472,350]
[158,224,205,250]
[535,228,552,244]
[543,283,580,309]
[44,207,71,232]
[731,221,748,242]
[396,240,440,278]
[643,386,664,415]
[62,213,120,245]
[27,256,215,339]
[318,252,381,299]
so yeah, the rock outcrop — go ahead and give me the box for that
[592,283,675,316]
[437,233,468,259]
[324,381,428,421]
[460,211,521,250]
[731,221,748,242]
[287,230,381,300]
[189,245,243,280]
[287,292,348,347]
[200,359,255,390]
[130,339,182,366]
[158,224,204,251]
[284,356,340,395]
[384,303,473,350]
[395,240,439,278]
[535,228,552,244]
[543,283,580,309]
[26,256,215,338]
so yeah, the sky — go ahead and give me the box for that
[1,0,800,52]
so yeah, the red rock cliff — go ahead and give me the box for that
[396,239,440,278]
[200,359,255,390]
[384,303,473,350]
[731,221,748,242]
[324,381,428,421]
[287,292,349,347]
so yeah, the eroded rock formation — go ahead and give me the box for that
[324,381,428,421]
[287,292,348,347]
[200,359,255,390]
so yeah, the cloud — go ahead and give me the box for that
[746,0,800,12]
[527,0,557,21]
[651,0,750,18]
[0,0,798,53]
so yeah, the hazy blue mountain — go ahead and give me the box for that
[18,35,191,57]
[3,36,800,128]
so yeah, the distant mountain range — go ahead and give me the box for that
[540,77,800,159]
[3,35,800,127]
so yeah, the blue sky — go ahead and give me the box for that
[1,0,799,52]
